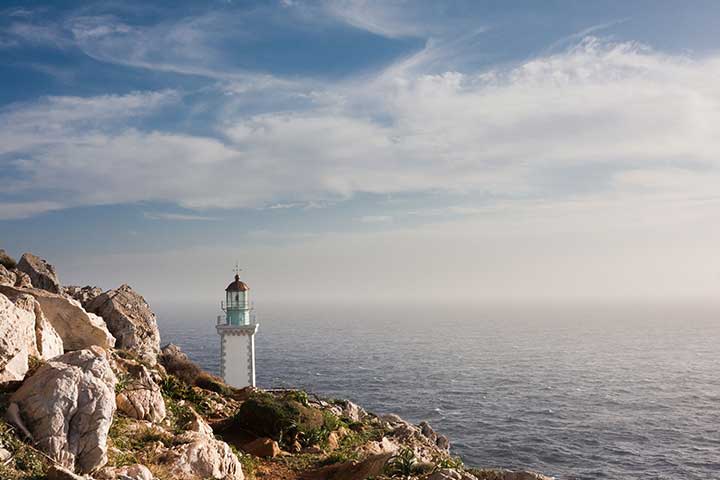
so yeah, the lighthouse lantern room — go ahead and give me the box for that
[217,267,258,388]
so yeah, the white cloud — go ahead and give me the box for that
[143,212,221,221]
[0,201,63,220]
[3,38,720,220]
[359,215,393,223]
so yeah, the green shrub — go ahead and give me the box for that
[285,390,309,407]
[161,375,210,414]
[233,391,327,448]
[434,455,464,471]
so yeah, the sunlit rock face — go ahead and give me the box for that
[86,284,160,365]
[17,252,62,294]
[8,347,117,473]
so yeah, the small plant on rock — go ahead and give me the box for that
[385,447,418,478]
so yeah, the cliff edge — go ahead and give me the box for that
[0,250,551,480]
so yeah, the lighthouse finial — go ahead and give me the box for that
[233,262,242,280]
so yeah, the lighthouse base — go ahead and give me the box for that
[217,323,258,388]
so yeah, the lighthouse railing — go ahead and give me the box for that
[216,311,257,326]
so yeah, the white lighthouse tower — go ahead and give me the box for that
[216,268,258,388]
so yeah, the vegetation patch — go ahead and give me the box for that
[233,391,328,447]
[0,420,49,480]
[161,374,211,415]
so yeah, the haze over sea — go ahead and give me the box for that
[156,300,720,480]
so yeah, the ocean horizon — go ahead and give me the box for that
[156,299,720,480]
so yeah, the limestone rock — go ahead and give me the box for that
[485,470,554,480]
[0,285,115,351]
[47,465,93,480]
[326,431,340,451]
[8,347,117,473]
[0,293,36,382]
[0,445,11,462]
[33,299,65,360]
[160,432,244,480]
[96,464,154,480]
[14,270,32,288]
[115,361,166,423]
[305,453,394,480]
[242,437,280,458]
[428,469,478,480]
[387,420,449,463]
[17,252,61,293]
[11,292,64,360]
[86,285,159,364]
[186,404,214,437]
[0,249,16,269]
[0,264,16,286]
[336,399,367,422]
[64,285,103,308]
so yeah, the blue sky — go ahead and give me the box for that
[2,1,720,303]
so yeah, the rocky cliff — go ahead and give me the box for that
[0,250,552,480]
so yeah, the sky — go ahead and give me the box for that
[2,0,720,305]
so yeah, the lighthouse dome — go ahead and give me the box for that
[226,274,249,292]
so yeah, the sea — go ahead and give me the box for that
[155,300,720,480]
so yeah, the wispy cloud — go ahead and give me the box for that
[3,37,720,222]
[358,215,393,223]
[143,212,221,221]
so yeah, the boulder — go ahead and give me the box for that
[0,249,16,269]
[0,293,36,382]
[64,285,103,308]
[420,420,450,450]
[336,399,367,422]
[491,471,554,480]
[388,421,449,463]
[160,432,244,480]
[241,437,280,458]
[0,264,16,286]
[17,252,61,293]
[47,465,93,480]
[186,404,214,437]
[14,270,32,288]
[304,453,394,480]
[86,285,160,364]
[10,292,64,360]
[326,431,340,451]
[7,347,117,473]
[0,285,115,351]
[33,299,65,360]
[115,360,166,423]
[0,445,11,462]
[428,469,478,480]
[96,464,154,480]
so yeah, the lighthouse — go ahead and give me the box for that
[216,268,258,388]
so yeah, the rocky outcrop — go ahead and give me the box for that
[10,291,64,361]
[46,465,93,480]
[96,464,154,480]
[0,293,37,382]
[33,298,65,360]
[63,285,103,309]
[115,359,166,423]
[7,347,117,473]
[0,249,16,269]
[159,432,244,480]
[381,415,450,463]
[17,252,61,293]
[429,469,478,480]
[241,437,281,458]
[86,285,160,364]
[0,285,115,351]
[0,264,15,286]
